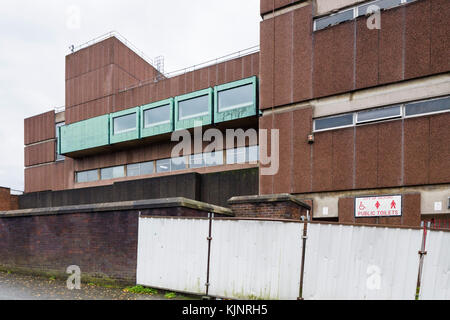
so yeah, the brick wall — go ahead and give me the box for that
[0,210,139,282]
[0,188,19,211]
[0,198,232,283]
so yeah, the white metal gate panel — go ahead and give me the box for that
[303,223,423,300]
[420,230,450,300]
[136,217,209,295]
[208,219,303,300]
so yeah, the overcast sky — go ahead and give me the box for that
[0,0,260,191]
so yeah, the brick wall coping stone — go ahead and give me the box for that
[228,193,311,210]
[0,197,233,218]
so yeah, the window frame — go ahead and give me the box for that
[313,0,415,32]
[214,76,258,124]
[100,165,125,181]
[356,105,403,125]
[313,113,355,132]
[140,98,174,138]
[76,169,99,183]
[403,96,450,119]
[109,107,140,144]
[174,88,213,130]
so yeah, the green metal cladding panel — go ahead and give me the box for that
[60,115,110,154]
[109,107,140,144]
[174,88,213,130]
[214,76,258,124]
[140,98,174,138]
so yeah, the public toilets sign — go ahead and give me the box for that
[355,195,402,218]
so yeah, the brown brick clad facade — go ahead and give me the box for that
[22,0,450,228]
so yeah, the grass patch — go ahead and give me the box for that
[123,285,158,295]
[165,292,177,299]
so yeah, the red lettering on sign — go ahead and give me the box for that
[375,201,380,209]
[391,200,396,209]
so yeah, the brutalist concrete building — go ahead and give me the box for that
[22,0,449,227]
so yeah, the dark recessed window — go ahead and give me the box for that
[178,95,209,120]
[357,0,402,17]
[55,122,65,161]
[405,96,450,117]
[314,9,354,31]
[144,104,171,127]
[76,169,98,183]
[156,159,171,173]
[218,84,253,112]
[113,113,136,135]
[314,113,354,131]
[356,105,402,123]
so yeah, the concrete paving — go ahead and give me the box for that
[0,271,168,300]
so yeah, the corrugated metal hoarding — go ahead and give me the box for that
[420,230,450,300]
[303,223,423,300]
[208,219,303,300]
[136,217,209,295]
[136,217,449,300]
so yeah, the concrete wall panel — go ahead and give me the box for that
[355,18,379,89]
[259,18,275,109]
[312,131,333,192]
[404,0,431,80]
[429,112,450,184]
[378,7,404,84]
[24,111,55,145]
[292,108,313,194]
[274,12,293,107]
[25,141,55,167]
[377,121,402,188]
[430,0,450,73]
[355,125,378,189]
[272,111,293,193]
[293,5,313,102]
[332,128,354,191]
[404,117,430,186]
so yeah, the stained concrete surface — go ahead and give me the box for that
[0,271,167,300]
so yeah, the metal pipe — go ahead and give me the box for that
[415,223,429,300]
[298,217,308,300]
[205,212,213,296]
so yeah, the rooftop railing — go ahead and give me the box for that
[69,31,156,69]
[119,44,260,92]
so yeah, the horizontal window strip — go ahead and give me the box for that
[75,146,259,183]
[313,96,449,132]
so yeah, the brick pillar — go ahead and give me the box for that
[0,187,19,211]
[228,193,311,220]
